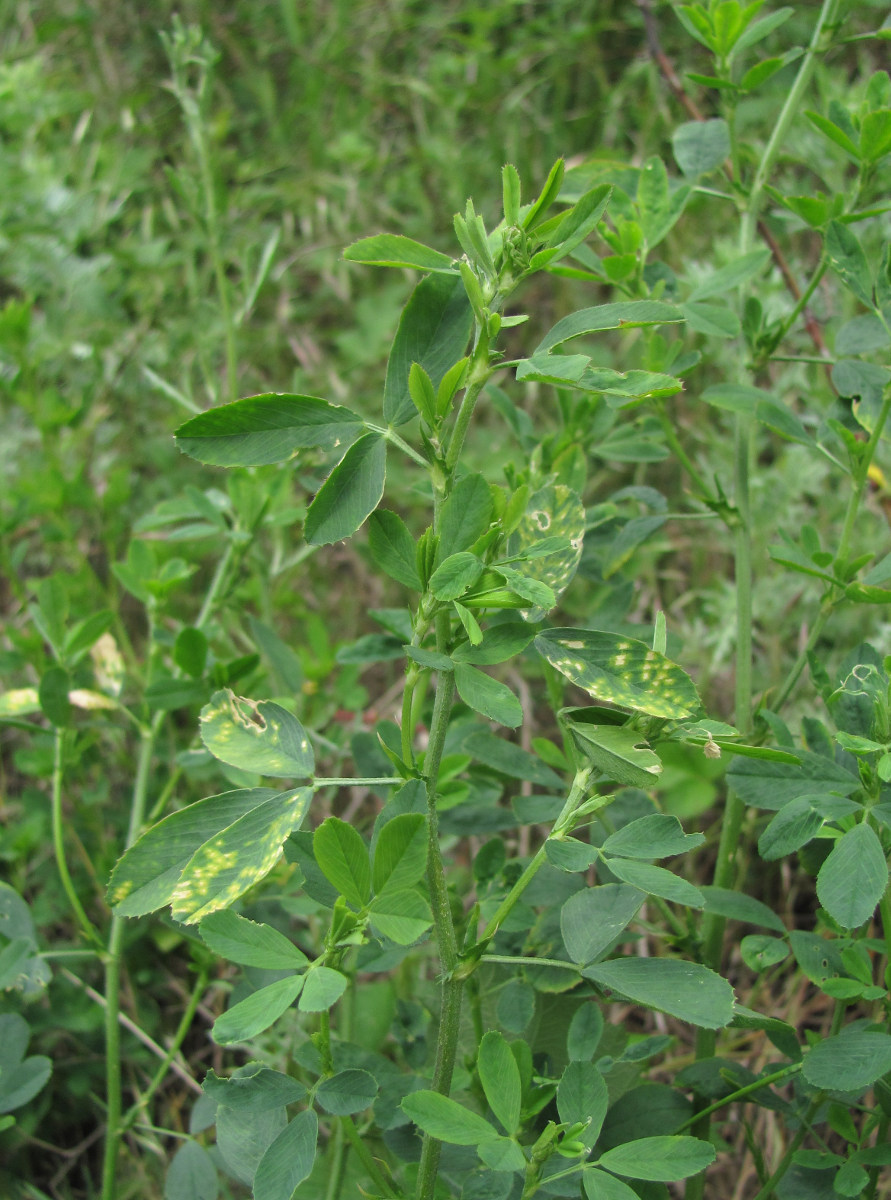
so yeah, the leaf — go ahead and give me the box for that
[741,935,789,971]
[567,1004,604,1062]
[454,664,523,727]
[372,813,428,895]
[368,888,432,944]
[384,273,474,425]
[477,1031,522,1135]
[596,1135,716,1181]
[758,797,824,861]
[216,1106,286,1188]
[401,1090,498,1145]
[430,552,484,600]
[805,110,861,159]
[304,432,387,545]
[536,629,699,719]
[199,911,308,970]
[506,484,586,620]
[605,860,704,908]
[803,1029,891,1091]
[727,751,858,812]
[536,301,683,354]
[315,1069,379,1115]
[199,690,314,778]
[109,787,281,917]
[567,719,663,788]
[343,234,456,272]
[313,818,371,910]
[816,823,887,929]
[0,1047,52,1115]
[825,220,874,308]
[672,119,730,177]
[582,959,735,1029]
[560,885,645,965]
[688,249,771,301]
[699,887,786,934]
[438,474,494,560]
[164,1141,218,1200]
[175,394,364,466]
[602,814,704,858]
[477,1137,526,1173]
[298,967,347,1012]
[212,976,304,1045]
[452,622,535,666]
[368,510,422,589]
[252,1110,318,1200]
[583,1170,640,1200]
[557,1061,608,1146]
[463,729,562,786]
[202,1066,307,1112]
[39,667,70,727]
[171,787,313,923]
[682,302,740,338]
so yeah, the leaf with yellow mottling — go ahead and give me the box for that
[200,689,314,778]
[506,484,585,621]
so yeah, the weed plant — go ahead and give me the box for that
[3,3,891,1200]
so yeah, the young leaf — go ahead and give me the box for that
[199,910,308,970]
[175,394,364,466]
[408,362,438,425]
[384,274,474,426]
[454,663,523,727]
[523,159,565,230]
[372,812,428,895]
[581,959,735,1029]
[315,1069,379,1115]
[212,976,304,1045]
[672,119,730,177]
[304,432,387,545]
[502,163,521,226]
[402,1090,499,1145]
[199,690,314,778]
[343,234,456,272]
[171,788,313,923]
[816,823,887,929]
[478,1031,522,1135]
[595,1135,716,1181]
[252,1110,318,1200]
[535,184,612,267]
[560,885,645,965]
[367,510,422,590]
[430,552,484,600]
[313,818,371,910]
[536,629,700,718]
[557,1061,608,1146]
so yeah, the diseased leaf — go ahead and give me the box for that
[200,690,314,778]
[507,484,585,620]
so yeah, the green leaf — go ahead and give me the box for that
[583,1170,640,1200]
[496,980,536,1034]
[478,1031,522,1135]
[175,394,364,466]
[171,787,313,923]
[199,690,314,778]
[401,1089,498,1145]
[304,432,387,545]
[503,163,521,225]
[454,664,523,727]
[368,888,432,944]
[567,1004,604,1062]
[582,959,735,1029]
[727,750,858,812]
[803,1028,891,1091]
[672,119,730,177]
[605,860,704,908]
[602,814,704,858]
[534,183,612,266]
[313,818,371,910]
[688,249,771,301]
[298,967,347,1012]
[452,622,535,666]
[699,887,786,934]
[566,719,663,788]
[368,510,422,590]
[0,1016,51,1115]
[596,1135,716,1181]
[212,976,304,1045]
[343,234,456,273]
[438,474,494,560]
[174,627,209,678]
[816,823,887,929]
[216,1106,286,1188]
[384,273,474,425]
[536,629,699,718]
[372,813,428,895]
[477,1137,526,1173]
[557,1061,608,1146]
[463,729,563,787]
[682,302,740,338]
[825,221,874,308]
[430,552,484,600]
[758,797,824,861]
[536,301,683,354]
[252,1110,318,1200]
[560,885,644,965]
[523,159,565,230]
[506,483,586,620]
[249,619,304,694]
[315,1069,379,1115]
[741,935,789,971]
[202,1066,307,1111]
[805,110,861,159]
[108,788,281,917]
[38,666,70,727]
[199,910,308,970]
[165,1141,218,1200]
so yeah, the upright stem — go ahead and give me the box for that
[51,730,102,947]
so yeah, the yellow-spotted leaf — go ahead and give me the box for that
[200,689,314,778]
[506,484,585,621]
[535,629,699,718]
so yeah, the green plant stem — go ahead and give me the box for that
[340,1114,400,1199]
[444,375,488,475]
[749,1092,825,1200]
[655,405,714,500]
[51,729,103,947]
[675,1063,802,1132]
